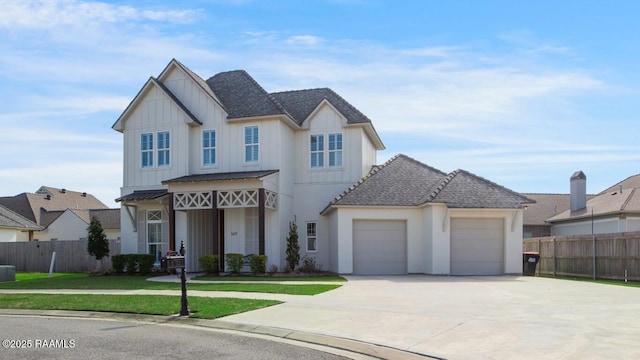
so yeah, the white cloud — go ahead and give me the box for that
[285,35,323,46]
[0,0,198,29]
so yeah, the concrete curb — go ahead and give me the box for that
[0,309,438,360]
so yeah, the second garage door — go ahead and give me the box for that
[450,218,504,275]
[353,220,407,275]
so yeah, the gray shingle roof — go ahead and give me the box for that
[163,170,279,184]
[0,186,108,225]
[89,209,120,230]
[0,204,42,230]
[547,186,640,223]
[429,169,536,208]
[206,70,289,119]
[271,88,372,126]
[325,154,534,211]
[599,174,640,195]
[115,189,168,202]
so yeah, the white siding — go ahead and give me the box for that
[0,229,19,242]
[36,211,88,241]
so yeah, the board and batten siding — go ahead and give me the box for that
[121,84,192,188]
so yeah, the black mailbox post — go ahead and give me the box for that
[168,241,189,316]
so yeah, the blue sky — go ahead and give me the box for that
[1,0,639,206]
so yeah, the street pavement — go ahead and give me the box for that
[2,275,639,359]
[0,314,359,360]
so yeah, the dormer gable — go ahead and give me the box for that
[112,76,202,132]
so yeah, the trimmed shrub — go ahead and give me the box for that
[299,255,323,273]
[249,255,268,274]
[111,254,126,273]
[137,254,155,274]
[199,255,220,275]
[226,253,244,274]
[125,254,138,274]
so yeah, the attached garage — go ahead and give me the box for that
[353,220,407,275]
[450,218,504,275]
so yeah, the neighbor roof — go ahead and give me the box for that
[547,187,640,223]
[599,174,640,195]
[323,154,534,212]
[0,204,42,230]
[0,186,108,225]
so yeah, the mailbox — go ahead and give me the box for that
[161,250,185,273]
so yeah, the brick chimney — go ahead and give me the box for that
[570,171,587,211]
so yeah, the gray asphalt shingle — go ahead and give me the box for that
[328,154,534,209]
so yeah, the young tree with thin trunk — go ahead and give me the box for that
[87,217,110,273]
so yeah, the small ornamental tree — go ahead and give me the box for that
[285,217,300,271]
[87,217,110,273]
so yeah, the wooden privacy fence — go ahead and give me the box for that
[523,232,640,281]
[0,239,121,273]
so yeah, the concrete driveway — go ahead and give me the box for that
[221,276,640,359]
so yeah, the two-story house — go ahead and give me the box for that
[113,59,534,275]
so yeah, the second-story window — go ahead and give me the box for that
[328,133,343,168]
[310,134,324,168]
[157,131,170,167]
[244,125,259,163]
[141,133,153,168]
[202,130,216,167]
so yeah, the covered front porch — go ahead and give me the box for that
[163,170,280,272]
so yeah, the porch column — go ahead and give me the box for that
[259,188,265,255]
[212,191,224,272]
[169,193,175,252]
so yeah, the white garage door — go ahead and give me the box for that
[450,218,504,275]
[353,220,407,275]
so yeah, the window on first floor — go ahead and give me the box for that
[306,222,317,252]
[147,210,162,263]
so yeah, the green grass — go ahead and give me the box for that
[193,275,347,282]
[0,294,280,319]
[0,273,341,295]
[543,275,640,288]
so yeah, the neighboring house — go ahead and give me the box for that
[113,59,534,275]
[0,186,120,241]
[547,172,640,235]
[522,193,595,238]
[0,204,42,242]
[522,194,571,238]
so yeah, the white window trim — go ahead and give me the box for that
[141,133,153,168]
[328,132,343,169]
[140,131,172,169]
[146,210,163,262]
[309,134,324,169]
[306,222,317,252]
[308,132,343,170]
[202,129,217,168]
[157,131,171,167]
[244,125,260,164]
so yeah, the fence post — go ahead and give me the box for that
[552,238,556,277]
[592,235,596,280]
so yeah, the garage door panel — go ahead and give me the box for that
[353,220,407,275]
[451,218,504,275]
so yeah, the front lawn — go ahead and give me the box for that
[0,293,280,319]
[193,275,347,282]
[0,273,340,295]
